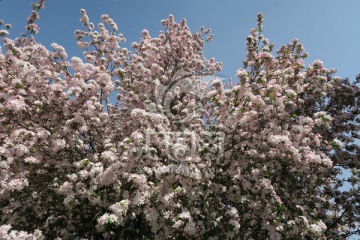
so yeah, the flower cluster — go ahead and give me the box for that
[0,2,359,239]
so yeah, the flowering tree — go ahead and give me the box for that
[0,1,359,239]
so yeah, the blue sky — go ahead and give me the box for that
[0,0,358,196]
[1,0,360,81]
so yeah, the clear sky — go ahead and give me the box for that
[0,0,358,198]
[1,0,360,81]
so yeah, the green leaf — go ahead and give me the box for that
[15,83,23,89]
[83,159,90,167]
